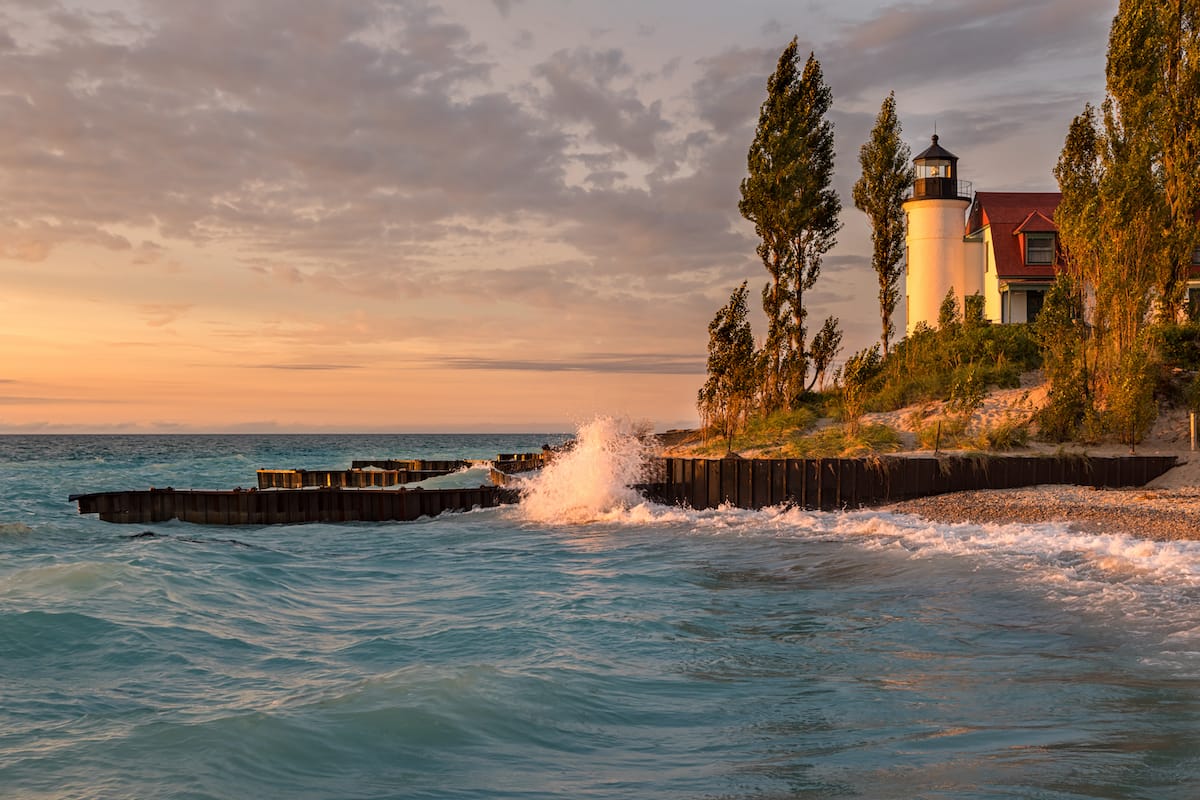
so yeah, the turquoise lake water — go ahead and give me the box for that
[2,425,1200,799]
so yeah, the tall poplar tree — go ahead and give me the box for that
[1106,0,1200,319]
[739,38,842,410]
[852,92,914,357]
[1047,0,1200,444]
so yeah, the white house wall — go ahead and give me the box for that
[962,237,984,309]
[980,226,1003,322]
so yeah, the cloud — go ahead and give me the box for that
[251,363,362,371]
[0,395,115,405]
[829,0,1112,101]
[0,0,1118,404]
[533,46,670,159]
[491,0,521,18]
[691,41,821,137]
[442,353,705,374]
[138,304,192,328]
[0,0,569,270]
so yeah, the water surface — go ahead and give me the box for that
[2,428,1198,798]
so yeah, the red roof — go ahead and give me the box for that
[967,192,1061,278]
[1013,210,1057,234]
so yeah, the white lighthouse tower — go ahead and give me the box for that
[903,135,975,334]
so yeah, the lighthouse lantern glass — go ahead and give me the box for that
[921,159,951,179]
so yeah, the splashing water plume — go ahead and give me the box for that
[519,416,654,523]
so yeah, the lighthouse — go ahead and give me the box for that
[903,135,975,334]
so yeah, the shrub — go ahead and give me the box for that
[869,320,1040,413]
[743,407,819,440]
[973,420,1030,450]
[781,423,902,458]
[837,345,884,432]
[915,417,967,450]
[1152,322,1200,370]
[946,363,986,418]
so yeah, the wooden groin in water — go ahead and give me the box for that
[72,450,1180,525]
[70,486,519,525]
[72,451,551,525]
[257,468,468,489]
[643,454,1180,512]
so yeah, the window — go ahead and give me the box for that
[919,160,951,179]
[1192,246,1200,265]
[1025,233,1055,265]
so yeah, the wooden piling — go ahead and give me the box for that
[71,486,520,525]
[649,454,1178,512]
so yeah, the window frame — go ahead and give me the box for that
[1024,233,1055,266]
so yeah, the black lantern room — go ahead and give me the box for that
[911,135,970,200]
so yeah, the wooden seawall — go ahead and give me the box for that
[72,452,1180,525]
[256,468,465,489]
[644,455,1180,512]
[70,486,519,525]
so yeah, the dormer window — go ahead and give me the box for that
[1025,233,1055,265]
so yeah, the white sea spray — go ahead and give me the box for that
[518,415,655,524]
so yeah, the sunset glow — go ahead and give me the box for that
[0,0,1116,432]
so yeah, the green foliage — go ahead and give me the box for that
[1151,322,1200,369]
[946,363,986,418]
[1033,272,1090,441]
[743,407,820,442]
[1044,1,1200,445]
[914,417,965,450]
[1035,366,1091,442]
[975,419,1031,451]
[739,38,841,411]
[837,345,883,433]
[853,91,913,357]
[913,417,1028,452]
[937,288,960,331]
[1185,373,1200,412]
[866,321,1040,413]
[1107,340,1159,450]
[1106,0,1200,319]
[807,315,843,392]
[698,282,757,450]
[775,423,902,458]
[691,405,824,457]
[963,293,985,326]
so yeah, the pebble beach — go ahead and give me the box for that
[887,484,1200,542]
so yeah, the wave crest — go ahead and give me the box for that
[518,416,655,524]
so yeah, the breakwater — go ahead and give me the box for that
[70,486,520,524]
[72,450,1181,524]
[645,454,1180,511]
[71,450,549,524]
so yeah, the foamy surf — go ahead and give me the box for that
[518,416,656,524]
[511,419,1200,671]
[7,432,1200,798]
[690,503,1200,673]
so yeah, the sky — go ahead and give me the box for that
[0,0,1118,433]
